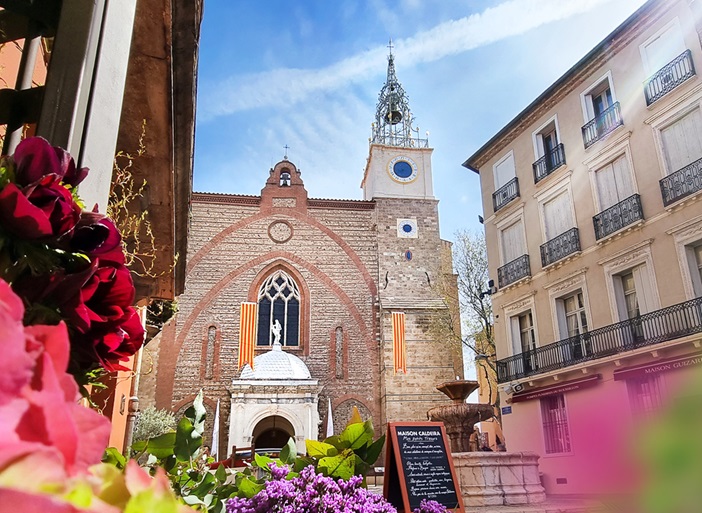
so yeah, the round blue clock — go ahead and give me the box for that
[388,156,418,183]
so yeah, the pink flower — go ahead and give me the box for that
[0,279,111,483]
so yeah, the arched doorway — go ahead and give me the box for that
[252,415,294,453]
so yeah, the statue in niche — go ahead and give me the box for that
[272,319,282,345]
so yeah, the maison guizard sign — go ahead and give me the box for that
[511,375,601,403]
[613,352,702,381]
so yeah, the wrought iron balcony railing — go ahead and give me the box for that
[644,49,695,106]
[660,156,702,207]
[533,143,566,183]
[581,102,623,149]
[540,227,580,267]
[497,254,531,288]
[593,194,644,240]
[492,177,519,212]
[496,296,702,383]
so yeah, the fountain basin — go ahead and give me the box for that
[427,402,495,452]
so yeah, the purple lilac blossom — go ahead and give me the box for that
[227,464,397,513]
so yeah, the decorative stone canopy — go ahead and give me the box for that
[239,342,311,380]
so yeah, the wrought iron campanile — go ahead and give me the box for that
[371,40,427,148]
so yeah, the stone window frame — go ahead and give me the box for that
[668,214,702,300]
[583,131,639,214]
[200,324,220,380]
[495,205,527,267]
[644,84,702,179]
[248,262,310,355]
[597,239,660,323]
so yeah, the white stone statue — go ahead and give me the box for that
[272,319,282,345]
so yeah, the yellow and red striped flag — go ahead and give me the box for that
[391,311,407,374]
[238,302,258,370]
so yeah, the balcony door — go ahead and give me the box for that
[500,220,525,265]
[661,107,702,175]
[641,21,685,75]
[494,152,516,189]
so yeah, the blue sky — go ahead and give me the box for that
[194,0,648,240]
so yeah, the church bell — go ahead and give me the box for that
[385,89,402,125]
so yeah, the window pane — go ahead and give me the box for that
[541,394,571,454]
[257,297,271,345]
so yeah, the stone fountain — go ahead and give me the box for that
[427,380,494,452]
[427,380,548,508]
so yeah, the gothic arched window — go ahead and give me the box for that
[257,269,300,347]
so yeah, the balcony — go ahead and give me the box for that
[533,143,566,183]
[497,254,531,288]
[660,156,702,207]
[492,177,520,212]
[581,102,623,149]
[593,194,644,240]
[540,227,580,267]
[496,296,702,383]
[644,49,696,106]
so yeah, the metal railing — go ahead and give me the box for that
[497,254,531,288]
[581,102,623,149]
[540,227,580,267]
[644,49,695,106]
[660,156,702,207]
[492,177,520,212]
[593,194,644,240]
[533,143,566,183]
[497,296,702,383]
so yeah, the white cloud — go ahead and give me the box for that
[199,0,639,120]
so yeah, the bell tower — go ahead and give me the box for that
[361,42,434,201]
[367,43,463,429]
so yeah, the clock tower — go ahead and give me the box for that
[364,43,463,429]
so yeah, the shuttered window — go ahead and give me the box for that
[500,220,525,264]
[661,107,702,174]
[543,191,572,240]
[494,153,516,189]
[595,154,634,210]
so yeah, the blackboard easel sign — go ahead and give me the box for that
[383,422,464,513]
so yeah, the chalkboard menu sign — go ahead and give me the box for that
[383,422,463,513]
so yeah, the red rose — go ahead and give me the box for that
[68,209,125,264]
[0,178,81,240]
[76,306,145,371]
[14,137,87,187]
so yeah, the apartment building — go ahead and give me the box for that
[464,0,702,497]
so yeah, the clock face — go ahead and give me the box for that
[397,218,418,238]
[388,156,418,183]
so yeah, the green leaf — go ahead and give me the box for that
[190,471,216,496]
[174,417,202,461]
[306,439,338,458]
[145,431,177,459]
[292,456,315,472]
[184,390,207,438]
[130,439,147,454]
[253,452,274,469]
[280,437,297,464]
[324,435,346,451]
[102,447,126,469]
[318,449,355,480]
[364,434,385,465]
[339,419,374,451]
[215,463,228,483]
[237,476,265,499]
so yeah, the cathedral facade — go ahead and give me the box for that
[143,50,463,455]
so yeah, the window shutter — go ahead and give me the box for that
[597,155,633,210]
[494,154,516,188]
[643,24,685,73]
[543,192,572,239]
[501,220,524,263]
[662,107,702,174]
